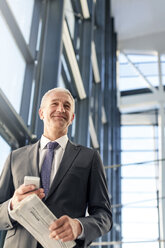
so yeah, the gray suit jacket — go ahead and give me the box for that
[0,140,112,248]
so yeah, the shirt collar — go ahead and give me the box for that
[40,134,68,151]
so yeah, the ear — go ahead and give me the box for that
[39,108,44,120]
[71,113,75,123]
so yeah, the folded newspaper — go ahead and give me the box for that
[10,194,76,248]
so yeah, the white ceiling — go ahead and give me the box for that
[111,0,165,53]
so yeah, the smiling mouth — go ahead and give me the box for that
[52,115,66,120]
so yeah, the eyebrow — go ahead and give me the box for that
[51,99,71,106]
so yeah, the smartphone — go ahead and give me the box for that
[24,176,40,189]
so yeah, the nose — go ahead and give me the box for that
[56,103,65,112]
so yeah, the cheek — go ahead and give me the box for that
[43,110,51,121]
[69,115,74,124]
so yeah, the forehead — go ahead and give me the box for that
[48,91,72,104]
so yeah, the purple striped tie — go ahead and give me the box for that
[41,141,59,196]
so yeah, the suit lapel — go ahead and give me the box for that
[27,140,40,177]
[48,141,81,198]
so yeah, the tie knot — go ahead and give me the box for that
[46,141,59,150]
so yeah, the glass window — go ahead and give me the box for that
[128,54,158,63]
[135,62,158,76]
[121,138,156,150]
[0,13,26,113]
[122,208,158,239]
[119,53,128,63]
[122,178,157,193]
[121,124,159,247]
[161,55,165,86]
[146,76,159,87]
[121,164,157,178]
[0,136,11,174]
[122,242,159,248]
[121,126,155,138]
[122,151,155,164]
[162,76,165,85]
[122,192,157,206]
[119,51,159,247]
[6,0,34,43]
[61,55,71,82]
[122,207,158,224]
[58,76,65,88]
[119,76,149,91]
[161,55,165,62]
[120,63,138,77]
[119,53,162,91]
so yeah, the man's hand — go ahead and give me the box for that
[10,184,45,210]
[49,215,82,242]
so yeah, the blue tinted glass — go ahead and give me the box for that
[6,0,34,43]
[0,13,26,113]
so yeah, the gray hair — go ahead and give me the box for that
[40,87,75,112]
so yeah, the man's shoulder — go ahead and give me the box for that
[68,140,96,154]
[12,140,40,155]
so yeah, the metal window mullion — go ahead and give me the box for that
[30,0,49,134]
[20,0,42,126]
[75,17,93,146]
[33,0,65,138]
[93,0,106,156]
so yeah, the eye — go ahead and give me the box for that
[51,102,58,106]
[64,104,70,110]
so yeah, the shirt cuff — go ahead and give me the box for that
[8,199,12,213]
[75,219,85,240]
[8,199,16,220]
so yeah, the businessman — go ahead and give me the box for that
[0,87,112,248]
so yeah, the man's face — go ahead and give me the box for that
[39,91,75,135]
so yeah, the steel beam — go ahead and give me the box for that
[20,0,42,125]
[75,13,93,146]
[94,0,106,156]
[0,89,33,148]
[33,0,65,138]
